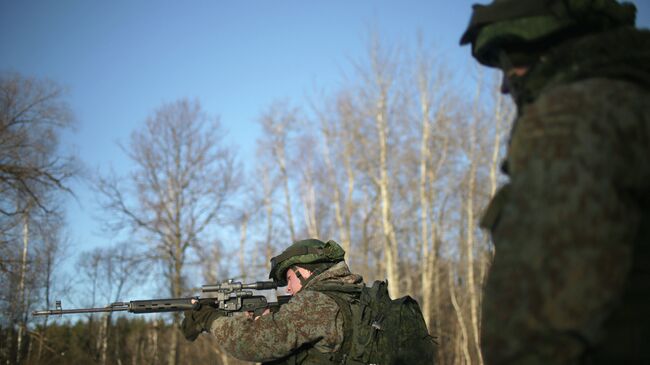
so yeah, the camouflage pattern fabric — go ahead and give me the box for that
[208,261,363,363]
[480,27,650,364]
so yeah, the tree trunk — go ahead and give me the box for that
[167,260,182,365]
[301,170,319,238]
[263,167,274,272]
[277,148,296,242]
[38,237,53,362]
[489,81,504,199]
[449,263,471,365]
[375,93,400,298]
[149,320,159,365]
[464,71,484,365]
[319,120,350,253]
[16,207,30,365]
[239,215,248,281]
[99,314,110,365]
[419,87,432,328]
[342,147,355,255]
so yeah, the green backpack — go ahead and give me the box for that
[318,280,437,365]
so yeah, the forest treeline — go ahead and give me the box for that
[1,37,513,365]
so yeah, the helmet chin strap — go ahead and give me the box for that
[291,266,325,287]
[291,267,309,286]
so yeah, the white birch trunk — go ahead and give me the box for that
[375,93,400,298]
[319,120,351,254]
[100,314,110,365]
[239,215,248,281]
[466,75,485,365]
[16,208,30,365]
[449,263,471,365]
[301,171,319,238]
[418,86,432,328]
[489,85,504,198]
[277,147,296,242]
[263,168,274,272]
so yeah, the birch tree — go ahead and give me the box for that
[257,102,299,243]
[353,37,404,297]
[464,72,484,365]
[413,39,455,330]
[96,98,240,365]
[77,243,147,365]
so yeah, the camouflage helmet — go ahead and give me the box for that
[269,239,345,286]
[460,0,636,67]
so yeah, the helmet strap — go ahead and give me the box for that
[291,267,310,286]
[291,265,327,287]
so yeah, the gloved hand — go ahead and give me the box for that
[181,304,224,341]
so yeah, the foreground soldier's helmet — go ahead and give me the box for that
[269,239,345,286]
[460,0,636,67]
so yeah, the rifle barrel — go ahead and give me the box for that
[32,298,199,317]
[32,306,129,316]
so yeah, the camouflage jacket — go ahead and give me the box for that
[480,27,650,364]
[208,262,363,363]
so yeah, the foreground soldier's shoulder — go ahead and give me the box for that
[514,78,646,154]
[527,78,646,121]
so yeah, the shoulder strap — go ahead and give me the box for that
[308,282,363,294]
[317,291,367,365]
[326,293,354,364]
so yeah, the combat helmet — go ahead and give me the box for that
[269,239,345,286]
[460,0,636,68]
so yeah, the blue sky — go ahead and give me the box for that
[1,0,649,277]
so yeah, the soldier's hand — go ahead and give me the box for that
[245,308,271,320]
[180,304,224,341]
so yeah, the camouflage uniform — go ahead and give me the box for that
[474,16,650,365]
[208,261,363,364]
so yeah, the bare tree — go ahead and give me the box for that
[77,243,148,365]
[295,134,322,239]
[0,196,70,365]
[96,98,240,365]
[352,36,405,298]
[0,73,77,218]
[412,37,456,331]
[32,217,69,362]
[260,163,277,272]
[0,74,76,364]
[0,74,77,329]
[311,90,360,256]
[257,101,299,243]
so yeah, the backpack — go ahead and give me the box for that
[319,280,437,365]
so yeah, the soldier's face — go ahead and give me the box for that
[286,267,312,295]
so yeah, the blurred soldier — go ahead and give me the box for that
[460,0,650,363]
[181,238,435,364]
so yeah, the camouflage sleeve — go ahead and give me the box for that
[208,289,343,362]
[481,79,647,364]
